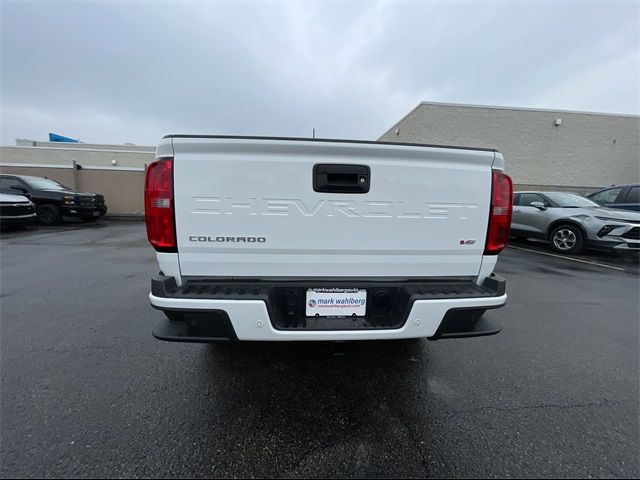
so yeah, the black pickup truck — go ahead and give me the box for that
[0,174,107,225]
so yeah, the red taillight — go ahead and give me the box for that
[485,170,513,255]
[145,157,176,252]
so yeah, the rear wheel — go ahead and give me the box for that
[549,224,584,254]
[37,204,61,225]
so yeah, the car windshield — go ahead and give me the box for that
[544,192,599,208]
[24,178,70,191]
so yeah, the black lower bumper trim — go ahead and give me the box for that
[428,306,503,340]
[152,311,237,343]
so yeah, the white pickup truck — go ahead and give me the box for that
[146,135,512,342]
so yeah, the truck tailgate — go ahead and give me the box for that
[171,137,495,278]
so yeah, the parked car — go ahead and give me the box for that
[511,191,640,254]
[587,184,639,211]
[0,175,107,225]
[0,193,36,228]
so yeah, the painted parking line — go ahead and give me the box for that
[507,245,627,272]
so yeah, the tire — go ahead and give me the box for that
[549,224,584,254]
[36,204,62,225]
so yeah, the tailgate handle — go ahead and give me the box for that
[313,164,370,194]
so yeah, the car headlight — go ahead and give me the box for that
[63,195,75,205]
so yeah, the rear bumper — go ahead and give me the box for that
[149,275,507,342]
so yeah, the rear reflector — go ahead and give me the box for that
[145,157,176,252]
[485,170,513,255]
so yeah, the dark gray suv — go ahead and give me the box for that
[587,184,639,212]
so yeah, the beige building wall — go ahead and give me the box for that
[0,145,154,169]
[76,170,145,215]
[379,102,640,191]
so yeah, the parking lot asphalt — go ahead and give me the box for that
[1,220,638,478]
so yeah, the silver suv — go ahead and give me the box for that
[511,191,640,254]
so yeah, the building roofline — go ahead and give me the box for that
[378,101,639,140]
[416,101,639,119]
[2,145,153,155]
[13,138,155,151]
[377,102,424,140]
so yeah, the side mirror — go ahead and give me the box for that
[530,201,547,210]
[10,185,27,194]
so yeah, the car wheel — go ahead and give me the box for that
[549,224,584,254]
[37,204,62,225]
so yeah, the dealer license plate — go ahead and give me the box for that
[92,211,100,217]
[305,288,367,317]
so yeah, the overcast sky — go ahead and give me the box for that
[1,1,638,146]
